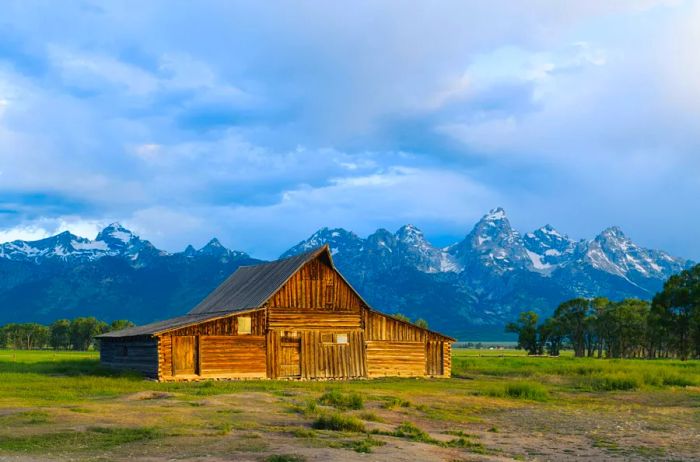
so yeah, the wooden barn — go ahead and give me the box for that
[97,245,454,381]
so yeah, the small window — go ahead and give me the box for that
[119,346,128,357]
[321,333,333,343]
[237,316,252,335]
[335,333,348,344]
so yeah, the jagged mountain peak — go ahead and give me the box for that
[484,206,507,220]
[96,222,137,244]
[395,224,427,244]
[280,226,364,258]
[204,238,223,248]
[197,238,231,258]
[597,225,628,241]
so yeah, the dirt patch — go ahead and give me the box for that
[123,391,176,401]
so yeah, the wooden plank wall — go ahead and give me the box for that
[364,310,448,342]
[199,335,266,378]
[363,310,452,377]
[300,330,366,379]
[266,330,281,379]
[425,340,444,376]
[158,310,266,380]
[268,310,361,330]
[99,336,159,378]
[267,258,363,313]
[167,310,266,336]
[366,341,425,377]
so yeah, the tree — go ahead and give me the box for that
[414,318,429,329]
[506,311,541,355]
[652,265,700,360]
[0,323,49,349]
[49,319,72,350]
[70,317,107,351]
[109,320,135,331]
[392,313,411,323]
[553,298,589,357]
[538,317,564,356]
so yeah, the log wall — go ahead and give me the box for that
[158,309,266,380]
[443,342,452,377]
[199,335,266,378]
[99,336,159,378]
[363,309,452,377]
[366,340,425,377]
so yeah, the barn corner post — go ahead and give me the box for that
[97,245,454,381]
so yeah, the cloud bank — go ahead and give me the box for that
[0,0,698,259]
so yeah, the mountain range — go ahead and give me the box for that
[0,209,693,339]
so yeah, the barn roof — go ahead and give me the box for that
[96,308,263,338]
[188,246,340,315]
[98,246,335,338]
[98,244,454,341]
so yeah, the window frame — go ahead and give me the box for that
[237,316,252,335]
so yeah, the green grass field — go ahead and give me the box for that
[0,349,698,461]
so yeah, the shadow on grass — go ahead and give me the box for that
[0,358,143,379]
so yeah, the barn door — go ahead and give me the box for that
[279,331,301,378]
[172,336,198,376]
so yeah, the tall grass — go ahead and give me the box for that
[452,349,699,391]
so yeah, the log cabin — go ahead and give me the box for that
[97,245,454,381]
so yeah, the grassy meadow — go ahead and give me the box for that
[0,349,698,461]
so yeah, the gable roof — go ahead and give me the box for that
[188,246,345,315]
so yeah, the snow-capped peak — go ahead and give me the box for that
[395,224,427,245]
[96,223,135,244]
[484,207,507,222]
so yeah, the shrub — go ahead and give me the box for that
[504,382,549,401]
[265,455,306,462]
[585,374,640,391]
[312,413,365,432]
[660,373,695,387]
[318,390,363,410]
[445,437,487,453]
[380,396,411,409]
[392,422,438,444]
[291,427,316,438]
[344,436,385,453]
[483,382,549,401]
[358,411,383,422]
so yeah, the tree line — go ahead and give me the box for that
[507,264,700,360]
[0,317,134,351]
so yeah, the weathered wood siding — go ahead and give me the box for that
[443,342,452,377]
[364,309,451,377]
[199,335,266,378]
[266,329,366,379]
[301,330,366,379]
[166,310,266,336]
[268,310,360,330]
[426,340,444,376]
[99,336,158,378]
[267,258,363,314]
[158,310,266,380]
[264,257,367,379]
[366,341,425,377]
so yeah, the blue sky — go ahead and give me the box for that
[1,1,699,259]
